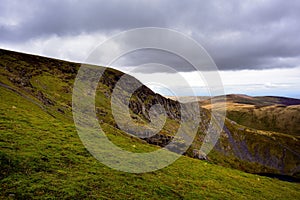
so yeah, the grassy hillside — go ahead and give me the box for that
[1,49,300,199]
[201,94,300,136]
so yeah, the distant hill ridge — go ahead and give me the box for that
[202,94,300,107]
[167,94,300,106]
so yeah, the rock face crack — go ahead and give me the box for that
[222,125,243,159]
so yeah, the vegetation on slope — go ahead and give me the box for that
[0,49,300,199]
[1,76,300,199]
[201,94,300,136]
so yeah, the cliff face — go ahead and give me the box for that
[214,120,300,177]
[0,49,299,179]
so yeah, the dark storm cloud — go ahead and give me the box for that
[1,0,300,71]
[0,0,168,41]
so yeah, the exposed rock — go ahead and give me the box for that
[193,149,208,160]
[57,108,65,114]
[142,134,173,147]
[36,91,54,106]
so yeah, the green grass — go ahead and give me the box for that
[1,49,300,199]
[1,74,300,199]
[226,106,300,136]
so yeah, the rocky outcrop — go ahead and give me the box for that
[99,68,181,121]
[193,149,208,160]
[214,120,300,177]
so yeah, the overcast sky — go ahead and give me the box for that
[1,0,299,98]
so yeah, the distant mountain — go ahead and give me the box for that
[0,49,299,198]
[201,94,300,107]
[165,96,210,103]
[200,94,300,136]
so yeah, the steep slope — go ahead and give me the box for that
[0,49,300,198]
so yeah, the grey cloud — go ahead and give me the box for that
[0,0,168,42]
[112,49,196,73]
[1,0,300,71]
